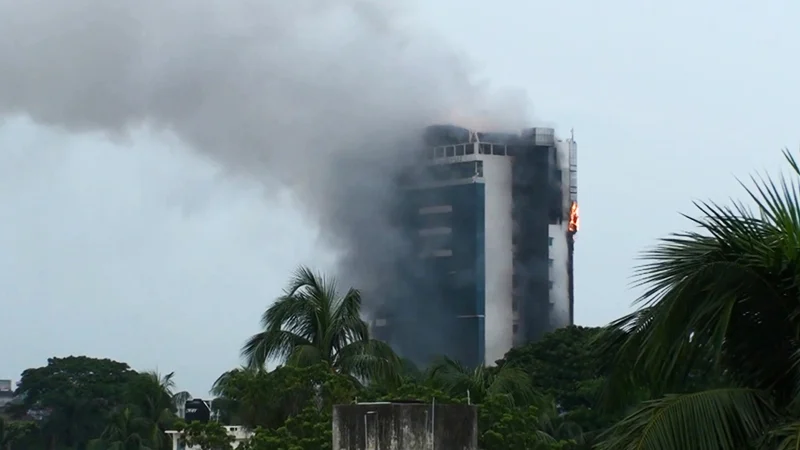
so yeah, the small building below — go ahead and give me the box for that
[332,401,477,450]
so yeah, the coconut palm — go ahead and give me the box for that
[126,371,178,450]
[428,356,544,407]
[598,149,800,450]
[241,266,401,383]
[88,407,152,450]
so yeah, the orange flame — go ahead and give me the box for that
[568,201,579,233]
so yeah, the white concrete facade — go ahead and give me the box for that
[479,154,514,365]
[166,426,253,450]
[549,137,576,329]
[548,223,571,328]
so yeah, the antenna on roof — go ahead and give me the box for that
[570,128,575,141]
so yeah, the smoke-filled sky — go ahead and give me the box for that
[1,0,798,395]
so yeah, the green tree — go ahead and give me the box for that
[124,371,180,450]
[211,363,357,429]
[0,417,37,450]
[499,326,606,410]
[12,356,136,450]
[241,266,401,383]
[88,407,152,450]
[0,417,15,450]
[175,421,233,450]
[478,394,569,450]
[428,357,542,407]
[598,149,800,449]
[499,326,619,444]
[240,407,331,450]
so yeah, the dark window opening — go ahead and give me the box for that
[417,212,452,229]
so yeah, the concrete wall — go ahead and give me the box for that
[550,138,575,329]
[547,223,571,328]
[478,154,514,365]
[166,426,253,450]
[332,402,477,450]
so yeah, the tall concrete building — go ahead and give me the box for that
[372,125,579,368]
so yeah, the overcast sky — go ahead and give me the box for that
[1,0,798,395]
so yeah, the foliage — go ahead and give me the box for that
[240,407,331,450]
[240,266,401,384]
[10,356,137,450]
[478,394,571,450]
[124,371,181,450]
[429,356,542,406]
[0,417,37,450]
[500,326,606,409]
[87,407,153,450]
[598,149,800,449]
[499,326,621,444]
[174,420,234,450]
[211,363,357,429]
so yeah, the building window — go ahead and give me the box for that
[548,237,554,246]
[419,205,453,215]
[512,299,518,311]
[512,324,519,334]
[548,258,553,267]
[548,281,554,290]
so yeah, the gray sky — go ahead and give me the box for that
[1,0,798,395]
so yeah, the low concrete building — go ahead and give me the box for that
[332,401,477,450]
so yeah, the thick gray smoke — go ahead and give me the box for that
[0,0,530,357]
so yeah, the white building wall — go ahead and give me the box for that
[479,154,514,365]
[167,426,253,450]
[548,223,571,328]
[549,138,575,329]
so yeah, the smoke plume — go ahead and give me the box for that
[0,0,531,359]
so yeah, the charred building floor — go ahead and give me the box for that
[370,125,579,368]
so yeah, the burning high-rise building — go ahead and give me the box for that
[371,125,579,367]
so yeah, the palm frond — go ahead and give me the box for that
[760,420,800,450]
[605,150,800,404]
[241,329,311,369]
[287,344,325,367]
[335,339,401,384]
[598,388,777,450]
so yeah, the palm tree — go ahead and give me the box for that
[241,266,401,382]
[209,366,261,426]
[598,150,800,450]
[88,407,152,450]
[127,371,178,450]
[428,356,543,407]
[172,391,191,419]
